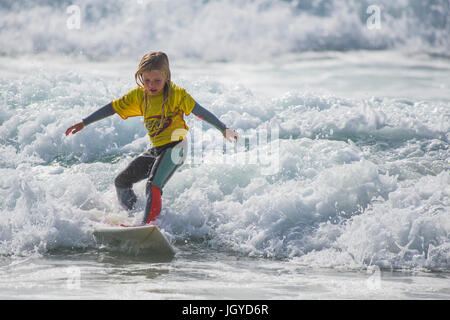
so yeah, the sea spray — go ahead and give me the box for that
[1,0,449,60]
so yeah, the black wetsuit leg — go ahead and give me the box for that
[114,140,185,212]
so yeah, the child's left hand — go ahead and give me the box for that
[224,128,239,142]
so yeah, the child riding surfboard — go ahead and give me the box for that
[65,51,238,225]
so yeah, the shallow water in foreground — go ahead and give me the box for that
[1,246,449,300]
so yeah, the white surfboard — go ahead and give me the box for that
[93,225,175,257]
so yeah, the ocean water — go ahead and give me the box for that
[0,0,449,300]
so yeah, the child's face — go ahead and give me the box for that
[142,70,166,95]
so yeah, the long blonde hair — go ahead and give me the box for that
[135,52,171,128]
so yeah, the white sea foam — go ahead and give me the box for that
[0,0,449,61]
[0,49,449,271]
[293,172,450,271]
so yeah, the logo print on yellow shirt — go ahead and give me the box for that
[145,116,173,137]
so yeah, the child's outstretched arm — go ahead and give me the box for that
[192,102,238,142]
[65,102,116,136]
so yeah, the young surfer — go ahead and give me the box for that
[65,51,238,225]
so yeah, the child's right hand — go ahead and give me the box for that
[65,122,85,136]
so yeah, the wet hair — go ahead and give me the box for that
[135,52,171,128]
